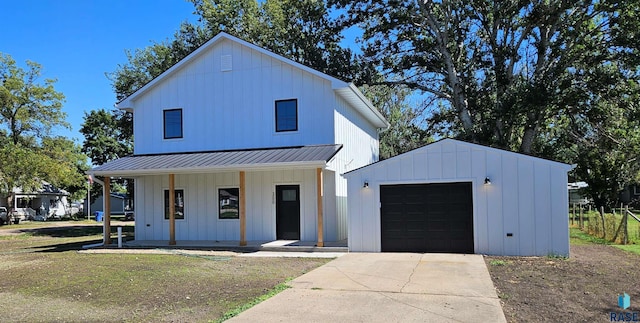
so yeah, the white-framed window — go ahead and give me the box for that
[164,189,185,220]
[163,108,183,139]
[218,187,240,219]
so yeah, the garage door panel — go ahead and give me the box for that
[381,183,473,253]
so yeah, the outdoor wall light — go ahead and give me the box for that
[484,177,491,185]
[363,181,369,188]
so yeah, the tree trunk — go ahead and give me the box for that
[520,126,536,154]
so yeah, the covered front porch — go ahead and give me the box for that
[89,145,344,248]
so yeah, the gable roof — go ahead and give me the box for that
[89,144,342,176]
[12,181,69,196]
[116,32,389,129]
[343,138,574,177]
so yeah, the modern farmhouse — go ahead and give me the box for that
[89,32,389,246]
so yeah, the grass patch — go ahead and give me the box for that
[569,227,610,245]
[571,226,640,256]
[498,292,511,300]
[613,244,640,255]
[0,232,34,240]
[213,281,292,323]
[489,260,508,266]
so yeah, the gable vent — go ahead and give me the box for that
[221,55,232,72]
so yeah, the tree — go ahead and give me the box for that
[0,54,67,145]
[332,0,640,208]
[0,53,88,213]
[331,0,640,152]
[80,108,133,204]
[80,109,132,166]
[361,85,430,159]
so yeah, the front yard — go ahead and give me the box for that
[0,222,329,322]
[486,227,640,322]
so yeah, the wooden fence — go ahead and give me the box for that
[570,203,640,244]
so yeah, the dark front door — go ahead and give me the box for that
[380,182,474,253]
[276,185,301,240]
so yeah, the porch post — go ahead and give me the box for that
[316,168,324,247]
[169,174,176,245]
[239,171,247,246]
[104,177,112,245]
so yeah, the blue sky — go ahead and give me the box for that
[1,0,199,143]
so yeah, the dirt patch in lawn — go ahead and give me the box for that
[486,245,640,322]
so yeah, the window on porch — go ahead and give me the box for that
[218,188,239,219]
[164,189,185,220]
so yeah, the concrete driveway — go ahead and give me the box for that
[228,253,506,322]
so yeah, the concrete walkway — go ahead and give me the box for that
[228,253,506,323]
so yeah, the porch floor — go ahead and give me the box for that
[122,239,348,252]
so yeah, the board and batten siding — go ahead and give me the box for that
[344,139,571,256]
[328,95,380,241]
[134,169,324,241]
[131,38,335,155]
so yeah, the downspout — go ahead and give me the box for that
[82,174,106,249]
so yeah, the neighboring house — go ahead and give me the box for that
[568,181,590,205]
[344,139,573,257]
[85,193,131,215]
[89,32,389,245]
[0,182,70,220]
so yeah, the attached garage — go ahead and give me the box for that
[344,139,573,256]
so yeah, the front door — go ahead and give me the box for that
[276,185,300,240]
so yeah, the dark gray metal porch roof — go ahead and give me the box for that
[89,144,342,176]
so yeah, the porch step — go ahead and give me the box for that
[258,245,348,253]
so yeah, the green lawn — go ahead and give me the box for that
[570,226,640,256]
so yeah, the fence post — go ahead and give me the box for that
[624,206,629,245]
[580,205,584,229]
[600,206,606,239]
[571,203,575,226]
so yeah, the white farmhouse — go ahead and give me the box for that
[89,32,389,246]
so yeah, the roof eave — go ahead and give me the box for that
[335,84,390,129]
[87,160,328,178]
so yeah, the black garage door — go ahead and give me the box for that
[380,182,473,253]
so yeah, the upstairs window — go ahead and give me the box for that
[164,109,183,139]
[275,99,297,132]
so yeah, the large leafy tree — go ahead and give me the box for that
[332,0,640,208]
[80,108,133,203]
[361,85,430,160]
[80,109,132,166]
[331,0,639,152]
[0,53,88,210]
